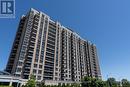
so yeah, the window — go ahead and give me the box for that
[46,52,54,57]
[17,68,21,72]
[39,65,42,68]
[55,73,58,76]
[39,59,43,63]
[35,59,38,62]
[15,74,20,77]
[55,77,58,80]
[37,76,41,80]
[46,47,55,53]
[33,69,37,74]
[56,68,58,71]
[47,36,55,42]
[38,70,42,74]
[18,61,22,66]
[34,64,37,68]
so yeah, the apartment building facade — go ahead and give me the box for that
[5,8,101,82]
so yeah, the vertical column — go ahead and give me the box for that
[41,16,50,80]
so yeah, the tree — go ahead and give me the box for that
[90,78,98,87]
[121,79,130,87]
[81,76,91,87]
[38,80,46,87]
[106,78,118,87]
[62,83,66,87]
[81,76,109,87]
[71,83,80,87]
[23,74,36,87]
[96,79,106,87]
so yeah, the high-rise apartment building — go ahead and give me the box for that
[5,8,101,82]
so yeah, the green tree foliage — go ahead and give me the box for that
[121,79,130,87]
[81,76,91,87]
[106,78,118,87]
[22,74,36,87]
[21,76,130,87]
[37,80,45,87]
[81,76,106,87]
[96,79,106,87]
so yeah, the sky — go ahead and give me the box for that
[0,0,130,81]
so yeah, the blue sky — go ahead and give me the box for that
[0,0,130,80]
